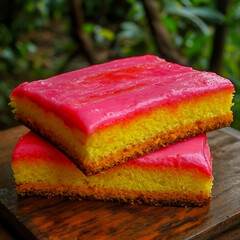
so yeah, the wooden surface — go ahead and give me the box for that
[0,126,240,240]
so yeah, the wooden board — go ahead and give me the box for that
[0,126,240,240]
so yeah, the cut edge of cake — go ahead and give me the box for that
[12,132,213,207]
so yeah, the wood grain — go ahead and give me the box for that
[212,223,240,240]
[0,126,240,240]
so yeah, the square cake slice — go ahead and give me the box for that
[10,55,234,175]
[12,132,213,207]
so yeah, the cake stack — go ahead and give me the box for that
[10,55,234,206]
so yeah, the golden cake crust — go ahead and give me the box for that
[16,182,211,207]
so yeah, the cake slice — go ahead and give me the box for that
[12,131,213,207]
[10,55,234,175]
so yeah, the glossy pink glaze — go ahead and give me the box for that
[12,132,212,177]
[10,55,234,134]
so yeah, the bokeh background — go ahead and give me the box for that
[0,0,239,130]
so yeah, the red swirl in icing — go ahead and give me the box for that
[12,132,212,177]
[10,55,234,134]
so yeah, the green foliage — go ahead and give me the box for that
[0,0,73,129]
[0,0,240,130]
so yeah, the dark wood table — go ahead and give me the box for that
[0,126,240,240]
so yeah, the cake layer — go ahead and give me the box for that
[11,89,232,175]
[10,55,234,175]
[10,55,234,134]
[12,132,213,207]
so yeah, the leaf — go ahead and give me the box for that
[16,42,28,58]
[126,0,137,4]
[188,7,224,24]
[184,33,209,56]
[0,48,15,61]
[191,0,211,4]
[162,17,177,33]
[94,25,115,43]
[127,2,144,21]
[229,75,240,93]
[165,3,210,34]
[26,42,37,54]
[99,28,115,41]
[229,28,240,46]
[83,23,95,34]
[118,22,144,40]
[231,93,240,130]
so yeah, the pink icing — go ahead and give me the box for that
[10,55,234,134]
[126,134,212,177]
[12,132,212,177]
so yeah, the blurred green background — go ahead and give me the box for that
[0,0,239,130]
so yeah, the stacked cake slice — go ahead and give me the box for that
[10,55,234,206]
[12,132,212,206]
